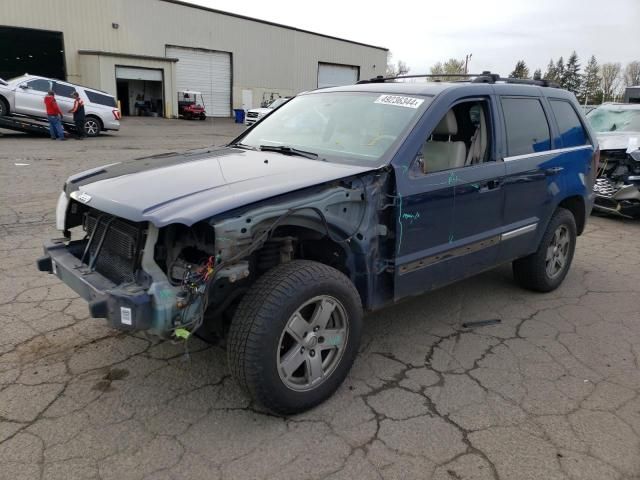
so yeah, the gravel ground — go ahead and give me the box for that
[1,117,640,480]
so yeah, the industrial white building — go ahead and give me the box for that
[1,0,387,118]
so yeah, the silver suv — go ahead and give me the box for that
[0,75,120,136]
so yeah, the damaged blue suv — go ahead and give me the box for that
[37,73,597,413]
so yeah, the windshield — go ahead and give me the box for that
[587,106,640,133]
[239,92,430,165]
[6,75,28,84]
[268,98,289,109]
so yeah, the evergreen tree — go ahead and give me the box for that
[544,59,558,82]
[562,51,581,95]
[509,60,530,79]
[555,57,565,87]
[579,55,600,105]
[533,69,542,81]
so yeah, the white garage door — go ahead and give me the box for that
[317,63,359,88]
[166,46,231,117]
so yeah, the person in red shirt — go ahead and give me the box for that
[44,91,65,140]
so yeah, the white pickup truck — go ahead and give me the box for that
[245,97,291,126]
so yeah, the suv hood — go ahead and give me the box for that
[65,147,374,227]
[596,131,640,151]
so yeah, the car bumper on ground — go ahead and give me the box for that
[36,239,153,331]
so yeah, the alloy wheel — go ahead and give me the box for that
[85,119,99,135]
[545,225,570,279]
[277,295,349,392]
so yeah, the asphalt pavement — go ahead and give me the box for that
[1,117,639,480]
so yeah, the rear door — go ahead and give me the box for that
[498,93,562,262]
[14,78,51,117]
[53,82,76,123]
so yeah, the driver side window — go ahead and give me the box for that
[25,79,52,92]
[415,100,492,175]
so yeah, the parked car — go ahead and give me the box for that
[37,75,596,414]
[0,74,120,136]
[586,103,640,217]
[581,105,596,115]
[245,96,291,126]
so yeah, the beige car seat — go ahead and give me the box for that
[421,110,466,173]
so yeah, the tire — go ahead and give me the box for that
[227,260,362,414]
[83,116,102,137]
[513,207,577,292]
[0,97,8,117]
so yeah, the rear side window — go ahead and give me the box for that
[550,100,588,147]
[85,90,116,107]
[53,82,76,98]
[501,97,551,156]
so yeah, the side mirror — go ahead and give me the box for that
[19,84,28,90]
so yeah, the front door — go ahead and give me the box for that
[14,78,51,118]
[394,98,504,299]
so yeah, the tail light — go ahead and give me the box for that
[112,109,121,120]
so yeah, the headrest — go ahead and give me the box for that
[433,110,458,136]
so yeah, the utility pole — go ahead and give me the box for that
[464,53,473,74]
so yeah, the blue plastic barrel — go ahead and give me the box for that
[233,109,245,124]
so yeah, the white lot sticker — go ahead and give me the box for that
[375,95,424,109]
[120,307,132,326]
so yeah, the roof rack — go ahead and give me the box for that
[357,71,560,88]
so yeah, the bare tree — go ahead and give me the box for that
[430,59,465,81]
[386,52,410,77]
[600,62,622,102]
[624,61,640,87]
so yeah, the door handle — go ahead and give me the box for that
[479,179,501,193]
[545,166,564,176]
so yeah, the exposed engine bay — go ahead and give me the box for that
[593,148,640,218]
[58,172,390,340]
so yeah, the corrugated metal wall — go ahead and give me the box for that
[1,0,387,111]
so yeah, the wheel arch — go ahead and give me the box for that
[557,195,586,235]
[0,94,9,113]
[85,114,103,131]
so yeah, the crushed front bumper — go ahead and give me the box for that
[593,178,640,218]
[36,239,154,331]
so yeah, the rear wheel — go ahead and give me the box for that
[513,208,577,292]
[227,260,362,414]
[84,116,102,137]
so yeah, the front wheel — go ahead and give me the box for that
[513,207,577,292]
[0,98,8,117]
[227,260,362,414]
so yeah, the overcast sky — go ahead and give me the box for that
[189,0,639,75]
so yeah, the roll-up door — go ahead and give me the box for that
[317,63,359,88]
[166,46,231,117]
